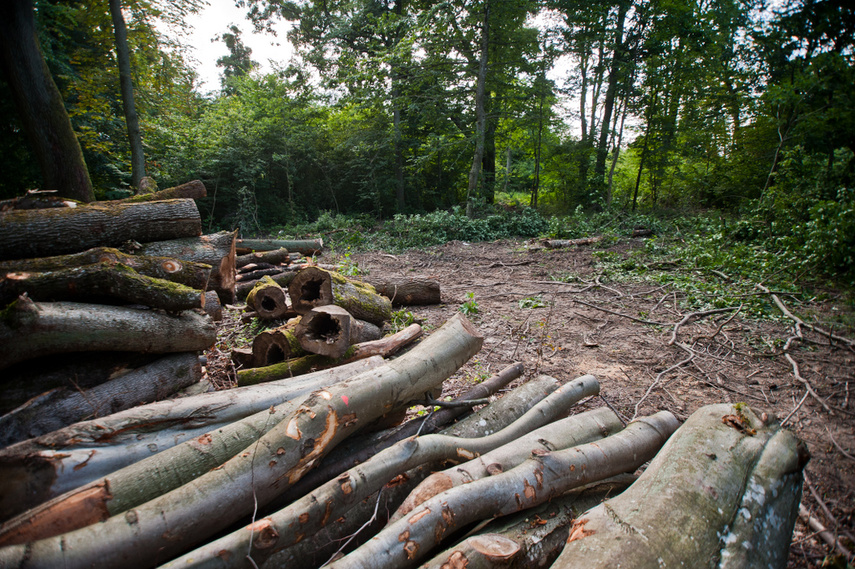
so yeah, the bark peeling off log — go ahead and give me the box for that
[551,404,808,569]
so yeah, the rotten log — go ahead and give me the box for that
[236,237,323,256]
[296,305,383,358]
[236,323,422,386]
[245,276,293,320]
[236,247,291,269]
[551,403,809,569]
[0,262,204,311]
[0,198,202,261]
[325,411,679,569]
[134,230,236,304]
[236,269,297,301]
[0,297,215,370]
[543,236,603,249]
[289,266,392,326]
[0,247,211,291]
[0,353,202,448]
[0,314,482,569]
[117,180,206,203]
[161,374,601,569]
[0,357,387,524]
[366,278,442,306]
[251,319,304,367]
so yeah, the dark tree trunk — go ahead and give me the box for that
[594,1,627,189]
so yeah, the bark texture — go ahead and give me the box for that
[236,248,291,269]
[296,305,383,358]
[236,270,297,300]
[250,320,304,367]
[245,276,291,320]
[118,180,205,203]
[236,238,323,256]
[289,266,392,326]
[366,278,442,306]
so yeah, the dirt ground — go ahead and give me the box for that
[215,237,855,567]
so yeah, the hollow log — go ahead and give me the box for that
[236,248,290,269]
[230,346,254,368]
[161,374,599,569]
[236,269,297,301]
[0,263,204,311]
[0,297,215,370]
[0,198,202,261]
[117,180,206,203]
[0,314,482,569]
[296,305,383,358]
[0,247,211,291]
[0,358,386,523]
[245,276,292,320]
[134,230,236,304]
[551,404,809,569]
[326,411,679,569]
[289,266,392,326]
[0,353,202,448]
[235,237,323,256]
[366,278,442,306]
[251,320,304,367]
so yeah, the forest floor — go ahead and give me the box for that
[213,237,855,568]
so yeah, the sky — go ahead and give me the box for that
[181,2,295,92]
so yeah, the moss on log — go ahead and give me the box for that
[251,320,305,367]
[289,266,392,326]
[246,276,292,320]
[117,180,206,203]
[296,305,383,358]
[236,237,323,256]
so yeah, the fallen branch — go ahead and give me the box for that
[667,306,741,346]
[758,284,855,350]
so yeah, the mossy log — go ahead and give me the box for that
[0,262,204,311]
[117,180,206,203]
[251,319,304,367]
[0,297,215,370]
[236,269,297,301]
[366,278,442,306]
[235,247,290,269]
[551,403,809,569]
[289,266,392,326]
[0,352,202,448]
[134,230,236,303]
[0,315,482,569]
[235,237,323,256]
[0,198,201,261]
[296,304,383,358]
[246,276,293,320]
[0,247,211,291]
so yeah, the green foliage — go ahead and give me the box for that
[390,309,416,333]
[518,295,547,309]
[459,292,479,316]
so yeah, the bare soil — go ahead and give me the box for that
[214,237,855,567]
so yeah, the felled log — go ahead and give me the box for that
[236,247,291,269]
[236,266,288,282]
[0,359,389,546]
[162,374,600,569]
[296,305,383,358]
[117,180,206,203]
[236,269,297,301]
[0,190,76,211]
[0,314,482,569]
[134,230,236,304]
[0,297,215,370]
[543,236,603,249]
[366,277,442,306]
[0,353,202,448]
[236,323,422,386]
[202,291,222,321]
[551,404,808,569]
[0,263,204,311]
[0,357,387,524]
[251,320,304,367]
[245,276,292,320]
[326,411,679,569]
[289,266,392,326]
[0,247,211,291]
[0,198,202,261]
[235,237,323,256]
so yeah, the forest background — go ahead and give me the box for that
[1,0,853,290]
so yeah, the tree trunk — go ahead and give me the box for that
[0,353,202,448]
[0,199,201,261]
[551,404,808,569]
[0,263,204,311]
[118,180,206,203]
[0,357,387,524]
[466,0,490,217]
[0,297,215,370]
[289,266,392,326]
[0,0,94,203]
[235,238,323,256]
[365,278,441,306]
[161,374,599,569]
[236,247,291,269]
[135,230,236,304]
[593,1,627,190]
[245,276,292,320]
[250,320,304,367]
[326,411,679,569]
[0,315,482,569]
[296,305,382,358]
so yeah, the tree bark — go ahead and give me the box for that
[466,0,490,218]
[118,180,206,203]
[551,404,808,569]
[202,290,223,321]
[236,247,291,269]
[0,0,94,203]
[245,276,292,320]
[237,267,290,282]
[0,314,482,569]
[235,238,323,256]
[160,374,600,569]
[135,230,236,304]
[236,270,297,301]
[0,263,204,311]
[365,278,441,306]
[0,199,201,261]
[289,266,392,326]
[296,305,383,358]
[0,357,387,524]
[0,297,215,370]
[326,411,679,569]
[250,320,304,367]
[0,353,202,448]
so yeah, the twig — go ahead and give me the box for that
[758,284,855,350]
[600,394,629,426]
[420,397,491,409]
[826,426,855,461]
[786,353,834,415]
[572,299,667,326]
[780,389,810,427]
[805,475,855,546]
[321,488,385,567]
[633,343,694,420]
[668,306,741,346]
[799,504,853,562]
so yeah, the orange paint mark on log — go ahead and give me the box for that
[567,518,595,543]
[408,508,431,525]
[440,551,469,569]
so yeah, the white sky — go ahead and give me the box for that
[181,2,295,92]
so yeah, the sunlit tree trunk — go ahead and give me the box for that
[466,1,490,217]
